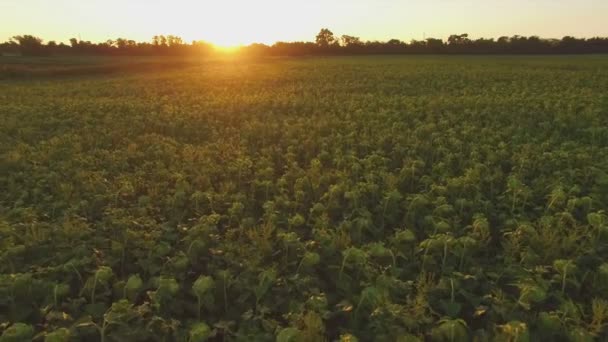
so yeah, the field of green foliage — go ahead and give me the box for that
[1,55,608,341]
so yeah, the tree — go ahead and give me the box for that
[3,32,608,57]
[447,33,471,45]
[426,38,444,52]
[341,35,361,47]
[166,35,183,47]
[11,35,46,56]
[316,28,336,47]
[386,39,406,53]
[116,38,128,49]
[0,40,19,55]
[559,36,584,53]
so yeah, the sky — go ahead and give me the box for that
[1,0,607,46]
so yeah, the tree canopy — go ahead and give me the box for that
[2,29,608,57]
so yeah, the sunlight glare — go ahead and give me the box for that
[148,0,318,47]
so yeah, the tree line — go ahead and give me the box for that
[2,29,608,57]
[0,35,214,56]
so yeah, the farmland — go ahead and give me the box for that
[1,55,608,341]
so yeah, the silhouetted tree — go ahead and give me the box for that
[11,35,46,56]
[341,35,361,47]
[426,38,444,53]
[316,28,336,47]
[116,38,128,49]
[166,35,183,47]
[3,30,608,57]
[447,33,470,45]
[0,40,19,55]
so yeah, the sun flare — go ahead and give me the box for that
[94,0,333,47]
[212,44,243,53]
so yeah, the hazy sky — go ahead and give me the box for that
[1,0,607,46]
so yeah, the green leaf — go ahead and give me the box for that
[276,327,300,342]
[368,243,391,258]
[0,323,34,342]
[104,300,138,325]
[396,334,422,342]
[254,269,277,302]
[431,319,468,342]
[342,247,367,266]
[95,266,114,283]
[44,328,71,342]
[395,229,416,243]
[53,283,70,302]
[362,286,382,304]
[157,277,179,297]
[193,276,214,299]
[171,253,189,272]
[587,212,605,228]
[537,312,562,338]
[568,328,594,342]
[553,259,576,277]
[125,274,143,300]
[598,263,608,278]
[189,322,212,342]
[440,300,462,317]
[301,252,321,268]
[151,277,180,310]
[288,214,306,227]
[518,283,547,310]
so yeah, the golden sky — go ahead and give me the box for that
[1,0,607,46]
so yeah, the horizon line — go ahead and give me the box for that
[4,31,608,47]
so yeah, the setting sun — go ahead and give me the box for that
[97,0,323,47]
[170,1,292,46]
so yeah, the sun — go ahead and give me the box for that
[205,34,248,49]
[188,23,281,48]
[212,44,243,54]
[151,1,311,48]
[155,2,269,47]
[113,0,317,47]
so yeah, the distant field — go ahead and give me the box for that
[2,54,606,79]
[0,55,210,79]
[1,56,608,341]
